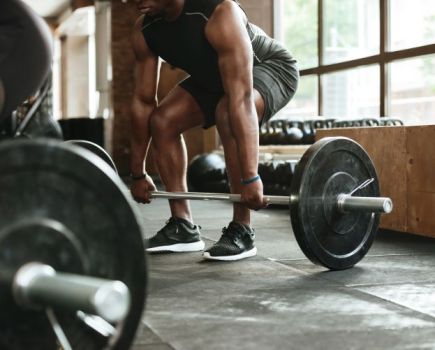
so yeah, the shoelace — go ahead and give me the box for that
[155,218,178,235]
[165,218,176,225]
[163,217,201,230]
[221,226,244,241]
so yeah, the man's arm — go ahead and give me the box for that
[130,16,159,177]
[206,1,265,208]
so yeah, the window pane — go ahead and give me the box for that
[390,55,435,125]
[390,0,435,51]
[322,65,380,118]
[277,75,318,118]
[323,0,380,64]
[282,0,318,70]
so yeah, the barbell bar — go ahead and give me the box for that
[150,190,393,214]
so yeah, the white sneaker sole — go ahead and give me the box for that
[202,247,257,261]
[146,240,205,253]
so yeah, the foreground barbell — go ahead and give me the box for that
[65,139,118,174]
[0,139,146,350]
[0,136,392,349]
[151,137,392,270]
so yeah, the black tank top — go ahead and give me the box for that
[141,0,288,93]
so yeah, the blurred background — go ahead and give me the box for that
[21,0,435,174]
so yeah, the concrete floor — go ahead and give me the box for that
[130,199,435,350]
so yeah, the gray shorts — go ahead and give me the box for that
[253,46,299,124]
[179,45,299,129]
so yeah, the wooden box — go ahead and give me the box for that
[317,126,435,238]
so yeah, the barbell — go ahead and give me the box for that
[65,139,118,173]
[151,188,391,212]
[0,139,146,350]
[151,137,393,270]
[0,136,392,349]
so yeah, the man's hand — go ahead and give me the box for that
[240,179,268,210]
[131,175,157,204]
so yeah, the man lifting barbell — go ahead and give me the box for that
[129,0,299,261]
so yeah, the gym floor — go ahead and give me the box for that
[130,198,435,350]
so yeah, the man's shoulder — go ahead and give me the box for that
[207,0,245,29]
[133,15,145,31]
[140,14,163,32]
[186,0,231,18]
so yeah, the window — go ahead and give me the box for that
[285,75,318,118]
[323,0,379,64]
[280,0,317,70]
[390,55,435,124]
[322,65,380,118]
[390,0,435,51]
[275,0,435,125]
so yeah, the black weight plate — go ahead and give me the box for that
[290,137,380,270]
[65,140,118,173]
[0,139,146,350]
[187,153,226,191]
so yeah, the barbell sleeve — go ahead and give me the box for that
[337,194,393,214]
[12,263,131,323]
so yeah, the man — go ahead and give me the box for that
[130,0,298,261]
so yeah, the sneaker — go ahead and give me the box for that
[203,221,257,261]
[146,217,205,253]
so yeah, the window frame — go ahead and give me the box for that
[275,0,435,117]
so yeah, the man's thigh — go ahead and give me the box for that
[179,78,223,129]
[215,90,265,128]
[156,85,206,133]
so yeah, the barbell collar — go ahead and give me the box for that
[337,194,393,214]
[12,262,131,323]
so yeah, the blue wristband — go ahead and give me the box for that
[241,175,261,185]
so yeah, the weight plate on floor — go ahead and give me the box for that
[0,139,146,350]
[290,137,380,270]
[65,140,118,173]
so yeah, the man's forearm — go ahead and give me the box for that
[130,99,156,176]
[228,97,259,180]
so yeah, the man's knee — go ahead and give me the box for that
[150,108,180,140]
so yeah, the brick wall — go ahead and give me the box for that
[239,0,273,35]
[110,1,138,174]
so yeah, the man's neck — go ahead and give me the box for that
[163,0,185,21]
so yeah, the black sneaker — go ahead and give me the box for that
[146,217,205,253]
[203,221,257,261]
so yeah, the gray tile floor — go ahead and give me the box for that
[131,199,435,350]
